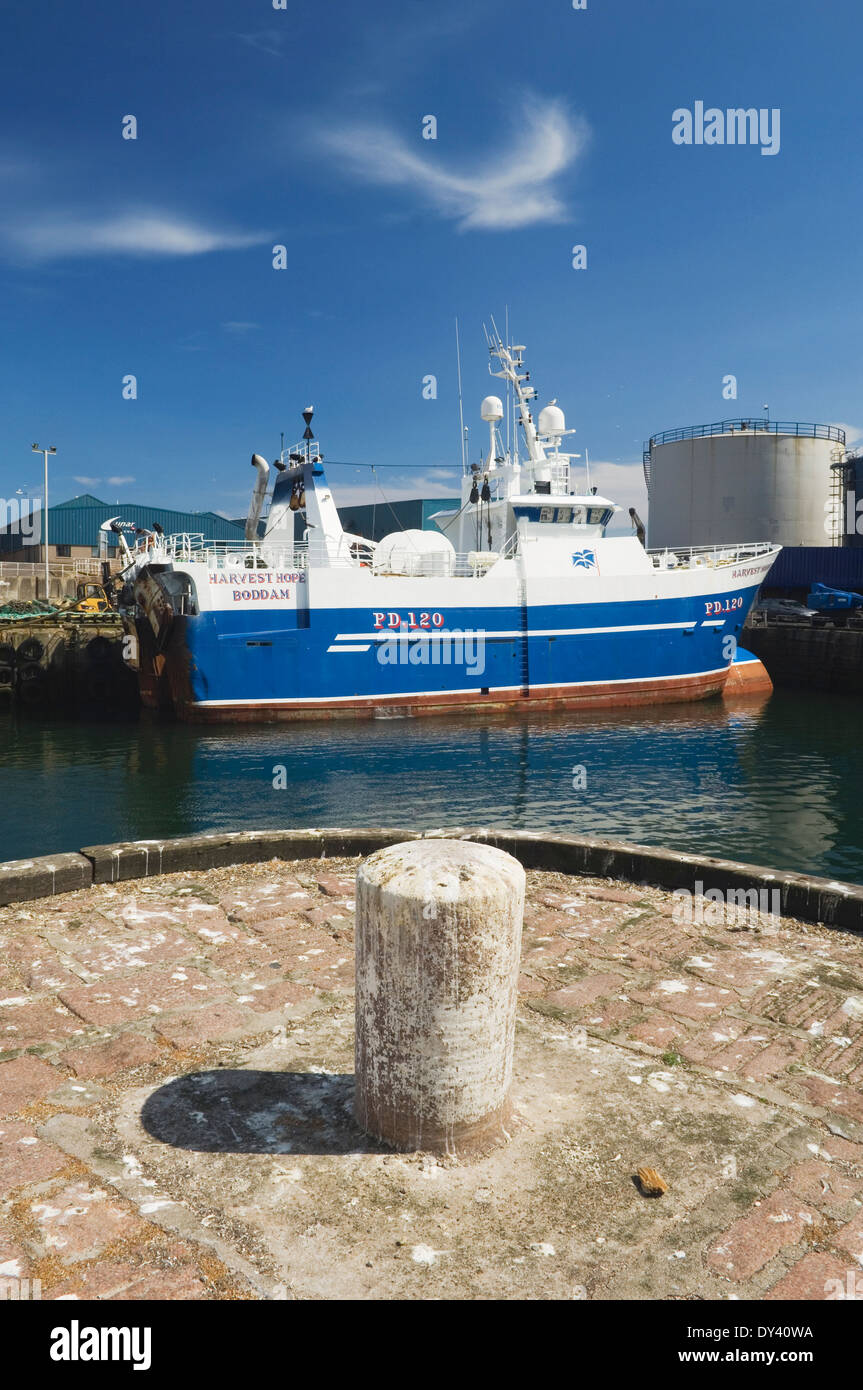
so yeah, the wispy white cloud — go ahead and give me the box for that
[333,469,462,510]
[73,476,101,487]
[345,3,488,90]
[584,461,649,532]
[2,209,267,262]
[314,95,589,231]
[222,321,260,334]
[236,28,286,58]
[107,475,135,486]
[834,422,863,446]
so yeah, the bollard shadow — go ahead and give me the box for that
[141,1069,385,1155]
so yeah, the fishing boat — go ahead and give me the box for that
[120,330,780,721]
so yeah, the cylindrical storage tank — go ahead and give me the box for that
[848,456,863,550]
[354,838,525,1156]
[645,421,845,550]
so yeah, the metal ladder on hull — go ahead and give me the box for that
[515,560,530,697]
[830,447,850,547]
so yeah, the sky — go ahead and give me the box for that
[1,0,862,533]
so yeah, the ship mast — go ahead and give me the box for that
[487,321,546,466]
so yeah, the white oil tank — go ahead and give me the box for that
[644,420,845,549]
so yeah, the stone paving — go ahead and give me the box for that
[1,856,863,1300]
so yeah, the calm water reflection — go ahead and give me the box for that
[1,689,861,883]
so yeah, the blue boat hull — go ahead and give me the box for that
[151,578,767,721]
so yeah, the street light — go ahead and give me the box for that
[32,444,56,599]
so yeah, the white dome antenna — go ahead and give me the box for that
[538,402,566,439]
[481,395,504,468]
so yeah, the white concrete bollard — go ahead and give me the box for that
[355,838,525,1155]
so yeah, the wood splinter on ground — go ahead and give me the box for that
[636,1166,669,1198]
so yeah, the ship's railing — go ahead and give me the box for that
[152,533,377,570]
[459,457,572,494]
[133,530,519,577]
[278,440,322,468]
[646,420,845,451]
[547,461,571,493]
[646,540,778,569]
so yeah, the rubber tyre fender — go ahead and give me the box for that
[17,637,44,662]
[85,635,112,664]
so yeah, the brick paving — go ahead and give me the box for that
[0,857,862,1299]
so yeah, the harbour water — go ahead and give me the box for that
[1,689,861,884]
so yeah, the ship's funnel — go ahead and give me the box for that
[245,453,270,542]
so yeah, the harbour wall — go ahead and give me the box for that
[0,615,138,711]
[0,571,79,604]
[2,825,862,933]
[744,619,863,693]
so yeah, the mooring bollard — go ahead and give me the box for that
[355,838,525,1156]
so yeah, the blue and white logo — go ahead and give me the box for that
[571,548,597,570]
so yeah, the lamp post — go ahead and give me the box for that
[32,444,56,599]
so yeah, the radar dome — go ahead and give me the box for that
[538,403,566,437]
[480,395,504,423]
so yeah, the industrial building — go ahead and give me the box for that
[0,492,247,564]
[336,496,459,543]
[235,495,460,543]
[0,490,461,566]
[643,419,846,551]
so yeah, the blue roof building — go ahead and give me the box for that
[0,492,246,561]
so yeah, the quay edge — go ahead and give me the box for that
[0,826,862,933]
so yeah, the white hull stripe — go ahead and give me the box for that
[193,665,731,707]
[332,620,715,643]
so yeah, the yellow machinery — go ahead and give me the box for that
[71,582,112,614]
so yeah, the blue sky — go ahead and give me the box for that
[1,0,861,531]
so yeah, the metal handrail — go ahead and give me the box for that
[645,420,845,451]
[647,540,779,569]
[0,558,104,578]
[131,529,521,577]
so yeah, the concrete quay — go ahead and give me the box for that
[1,835,863,1300]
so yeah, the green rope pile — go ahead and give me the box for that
[0,599,58,621]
